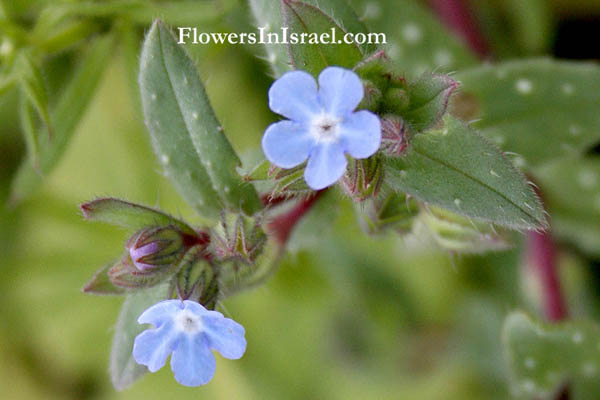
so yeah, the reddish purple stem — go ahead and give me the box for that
[428,0,490,58]
[527,230,568,321]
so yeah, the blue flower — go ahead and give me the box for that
[133,299,246,386]
[262,66,382,190]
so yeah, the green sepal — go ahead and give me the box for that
[81,262,126,295]
[139,21,261,218]
[398,73,458,132]
[384,115,547,230]
[503,311,600,399]
[356,190,419,234]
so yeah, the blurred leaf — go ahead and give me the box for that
[80,197,196,234]
[350,0,478,77]
[82,262,126,295]
[14,51,52,138]
[248,0,291,77]
[384,115,547,230]
[417,206,511,253]
[454,59,600,167]
[10,33,115,203]
[470,0,553,57]
[535,157,600,257]
[110,283,170,390]
[18,93,40,170]
[36,0,236,28]
[281,0,371,76]
[139,21,261,219]
[503,311,600,399]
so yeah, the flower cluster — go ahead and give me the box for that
[262,66,382,190]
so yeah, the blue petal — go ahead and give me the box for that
[269,70,320,121]
[133,320,179,372]
[262,120,314,168]
[203,315,246,360]
[318,67,363,117]
[181,300,210,316]
[339,110,382,158]
[137,299,183,326]
[170,334,216,386]
[304,142,347,190]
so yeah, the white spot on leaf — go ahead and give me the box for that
[516,79,533,94]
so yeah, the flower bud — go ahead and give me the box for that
[341,157,383,202]
[126,225,194,272]
[380,115,408,157]
[212,213,266,265]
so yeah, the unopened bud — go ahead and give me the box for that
[126,225,194,272]
[380,115,408,156]
[341,157,383,202]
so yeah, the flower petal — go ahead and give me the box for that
[318,67,363,117]
[304,142,347,190]
[137,299,183,326]
[339,110,382,158]
[262,120,314,168]
[133,321,179,372]
[203,315,247,360]
[269,70,320,121]
[170,334,216,386]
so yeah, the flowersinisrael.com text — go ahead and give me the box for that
[177,27,386,46]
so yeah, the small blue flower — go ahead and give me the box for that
[262,66,382,190]
[133,299,246,386]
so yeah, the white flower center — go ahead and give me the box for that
[310,113,341,143]
[175,310,202,334]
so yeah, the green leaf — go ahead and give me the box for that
[454,59,600,167]
[82,262,126,295]
[503,311,600,399]
[384,115,547,230]
[350,0,478,77]
[14,51,53,138]
[80,197,195,235]
[10,33,115,203]
[248,0,291,78]
[281,0,371,76]
[110,283,170,391]
[535,157,600,257]
[139,21,261,219]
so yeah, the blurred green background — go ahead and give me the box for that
[1,0,600,398]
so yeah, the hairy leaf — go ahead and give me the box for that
[281,0,371,76]
[248,0,291,77]
[384,116,547,230]
[80,197,195,234]
[139,21,261,219]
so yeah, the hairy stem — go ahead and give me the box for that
[267,191,324,245]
